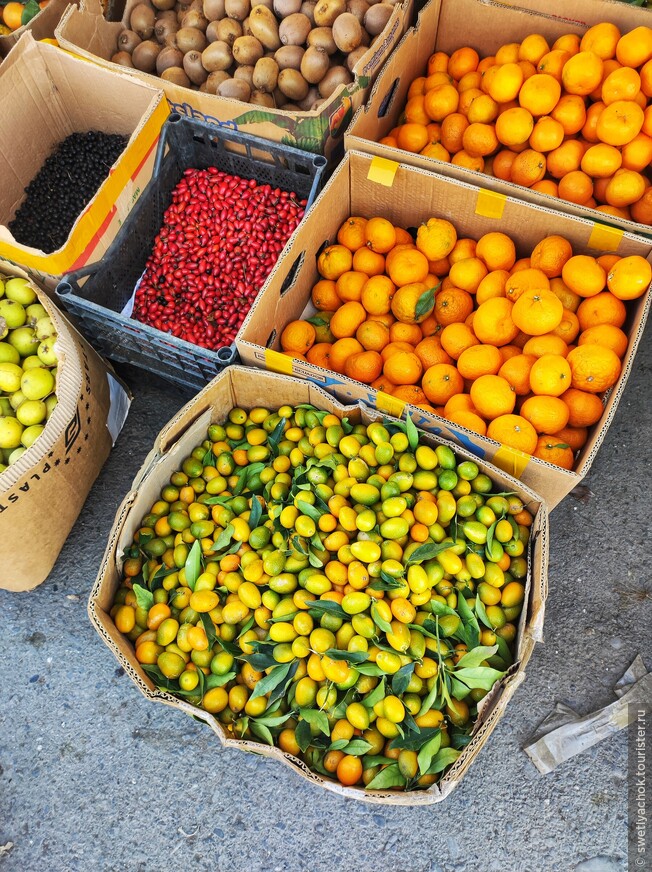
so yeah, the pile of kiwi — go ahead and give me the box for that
[111,0,402,108]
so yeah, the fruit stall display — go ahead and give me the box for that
[277,214,650,471]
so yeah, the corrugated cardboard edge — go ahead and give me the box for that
[235,150,652,510]
[89,365,548,806]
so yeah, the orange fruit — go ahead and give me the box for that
[318,245,353,280]
[550,278,581,313]
[427,51,450,75]
[616,26,652,68]
[607,254,651,300]
[511,288,564,335]
[533,435,575,469]
[580,143,622,178]
[529,116,564,152]
[553,33,581,55]
[487,414,538,453]
[448,46,480,80]
[281,320,316,354]
[519,34,550,66]
[581,22,621,60]
[422,363,464,404]
[631,187,652,224]
[336,271,368,303]
[582,101,606,143]
[551,94,587,135]
[386,248,429,286]
[394,227,415,245]
[491,150,517,181]
[391,282,435,324]
[473,297,519,346]
[577,292,627,331]
[505,268,550,303]
[389,322,423,345]
[522,333,569,358]
[370,375,396,393]
[621,132,652,172]
[552,308,580,344]
[554,425,588,451]
[337,217,367,251]
[602,67,641,106]
[457,344,503,379]
[470,374,516,419]
[476,269,509,304]
[381,341,417,364]
[309,311,335,344]
[445,409,487,435]
[459,71,483,93]
[441,113,470,153]
[330,301,367,339]
[440,322,480,360]
[567,344,622,392]
[414,335,452,369]
[444,393,476,415]
[383,350,423,385]
[451,150,485,172]
[365,218,397,254]
[529,353,572,396]
[392,385,429,405]
[487,63,524,103]
[353,247,385,277]
[605,169,647,207]
[2,2,24,29]
[396,123,429,153]
[578,324,628,358]
[495,107,535,147]
[405,96,432,126]
[329,338,364,373]
[558,170,594,205]
[462,123,499,157]
[449,238,477,264]
[561,51,603,97]
[419,312,442,337]
[433,287,474,326]
[561,387,604,427]
[420,142,451,161]
[498,353,536,395]
[521,394,570,433]
[597,254,621,273]
[537,49,571,82]
[546,139,584,178]
[416,218,457,261]
[530,236,573,278]
[475,232,516,272]
[531,180,559,197]
[467,94,500,125]
[512,257,531,272]
[510,149,546,187]
[424,85,460,122]
[344,350,383,384]
[518,74,561,116]
[496,43,520,65]
[448,258,488,294]
[356,319,390,352]
[562,256,606,298]
[361,275,396,316]
[306,342,333,369]
[641,58,652,97]
[596,101,644,146]
[311,279,340,312]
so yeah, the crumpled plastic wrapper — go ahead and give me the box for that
[524,655,652,774]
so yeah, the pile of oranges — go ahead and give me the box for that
[2,1,49,31]
[382,23,652,225]
[279,214,650,469]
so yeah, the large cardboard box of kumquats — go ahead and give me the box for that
[89,364,548,804]
[0,33,169,289]
[236,151,651,509]
[346,0,652,240]
[55,0,413,164]
[0,261,131,591]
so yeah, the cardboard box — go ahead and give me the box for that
[346,0,652,240]
[89,364,548,804]
[0,33,169,288]
[55,0,413,162]
[1,262,131,592]
[0,0,73,58]
[236,151,652,509]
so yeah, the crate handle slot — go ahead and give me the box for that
[378,78,400,119]
[265,328,277,348]
[279,252,304,297]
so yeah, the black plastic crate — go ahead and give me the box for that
[56,114,327,391]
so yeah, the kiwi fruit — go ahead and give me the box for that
[156,44,184,73]
[160,66,192,86]
[251,0,274,7]
[176,25,208,52]
[252,56,279,92]
[234,64,255,84]
[248,4,280,50]
[313,0,345,27]
[300,44,329,83]
[183,49,209,83]
[307,26,336,53]
[300,0,316,23]
[154,16,179,43]
[297,84,319,109]
[363,1,392,35]
[215,17,241,44]
[273,0,301,15]
[201,40,234,70]
[317,63,351,97]
[202,0,225,18]
[273,87,289,106]
[345,43,366,71]
[218,78,253,100]
[205,69,231,91]
[250,89,275,106]
[345,0,368,22]
[331,12,361,52]
[152,0,176,9]
[278,12,310,46]
[206,20,221,41]
[274,44,304,70]
[118,29,142,53]
[225,0,250,19]
[132,39,162,71]
[232,34,264,64]
[277,67,310,100]
[130,4,156,39]
[181,8,209,29]
[111,51,135,66]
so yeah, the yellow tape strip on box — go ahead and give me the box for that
[264,349,294,375]
[588,223,624,252]
[367,156,399,188]
[376,391,406,418]
[0,100,170,274]
[491,444,530,479]
[475,189,506,220]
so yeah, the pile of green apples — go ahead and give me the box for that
[0,276,58,472]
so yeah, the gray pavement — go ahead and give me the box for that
[1,326,650,872]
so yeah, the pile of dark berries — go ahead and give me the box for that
[9,131,128,254]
